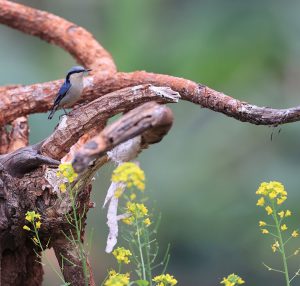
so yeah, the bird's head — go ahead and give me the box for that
[66,66,91,81]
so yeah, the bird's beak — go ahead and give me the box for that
[85,69,92,72]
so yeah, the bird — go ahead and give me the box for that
[48,66,91,120]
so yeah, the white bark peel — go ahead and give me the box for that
[104,137,142,253]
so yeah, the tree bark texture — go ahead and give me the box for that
[0,0,299,285]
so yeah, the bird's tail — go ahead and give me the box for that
[48,105,58,120]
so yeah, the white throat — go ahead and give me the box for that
[69,72,84,87]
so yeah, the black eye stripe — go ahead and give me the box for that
[68,70,84,76]
[66,69,85,80]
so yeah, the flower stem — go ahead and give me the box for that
[33,223,66,283]
[70,189,89,286]
[136,220,146,280]
[272,201,290,286]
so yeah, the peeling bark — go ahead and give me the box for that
[0,0,298,285]
[72,101,174,173]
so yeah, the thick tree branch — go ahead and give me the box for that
[1,70,300,127]
[72,101,173,173]
[0,0,116,75]
[99,71,300,126]
[62,124,107,163]
[40,85,180,160]
[0,0,299,130]
[0,1,299,285]
[0,143,59,177]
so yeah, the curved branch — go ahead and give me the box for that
[72,101,173,173]
[0,2,299,127]
[103,72,300,126]
[0,0,116,75]
[1,70,300,127]
[40,85,180,160]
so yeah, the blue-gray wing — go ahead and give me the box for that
[53,81,71,106]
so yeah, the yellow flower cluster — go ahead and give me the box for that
[220,273,245,286]
[278,210,291,218]
[256,182,299,240]
[256,181,287,205]
[112,162,145,191]
[104,270,130,286]
[271,241,280,252]
[57,163,78,192]
[112,247,132,264]
[23,210,42,246]
[23,210,42,231]
[152,274,178,286]
[122,202,151,226]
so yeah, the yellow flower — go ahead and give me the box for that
[35,221,42,229]
[285,210,292,217]
[25,211,41,222]
[57,163,78,183]
[269,191,277,199]
[130,193,136,201]
[261,229,269,234]
[144,218,151,226]
[122,216,134,225]
[281,224,288,231]
[35,213,41,219]
[114,187,123,198]
[256,182,269,196]
[23,225,30,231]
[112,247,132,264]
[32,236,39,245]
[259,221,266,227]
[257,181,285,196]
[104,270,130,286]
[256,197,265,207]
[271,241,280,252]
[256,181,287,206]
[277,196,287,205]
[265,206,273,215]
[126,202,148,219]
[153,274,178,286]
[111,162,145,191]
[292,230,299,238]
[278,211,285,218]
[59,183,67,193]
[220,273,245,286]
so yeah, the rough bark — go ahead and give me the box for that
[0,0,298,285]
[73,101,174,173]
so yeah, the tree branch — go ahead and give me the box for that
[1,70,299,127]
[72,101,173,173]
[0,0,116,75]
[40,85,180,160]
[100,71,300,126]
[0,1,299,128]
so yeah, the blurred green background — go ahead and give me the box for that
[2,0,300,285]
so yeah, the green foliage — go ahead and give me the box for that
[102,162,177,286]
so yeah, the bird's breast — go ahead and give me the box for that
[59,82,83,107]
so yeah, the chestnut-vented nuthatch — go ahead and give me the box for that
[48,66,91,119]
